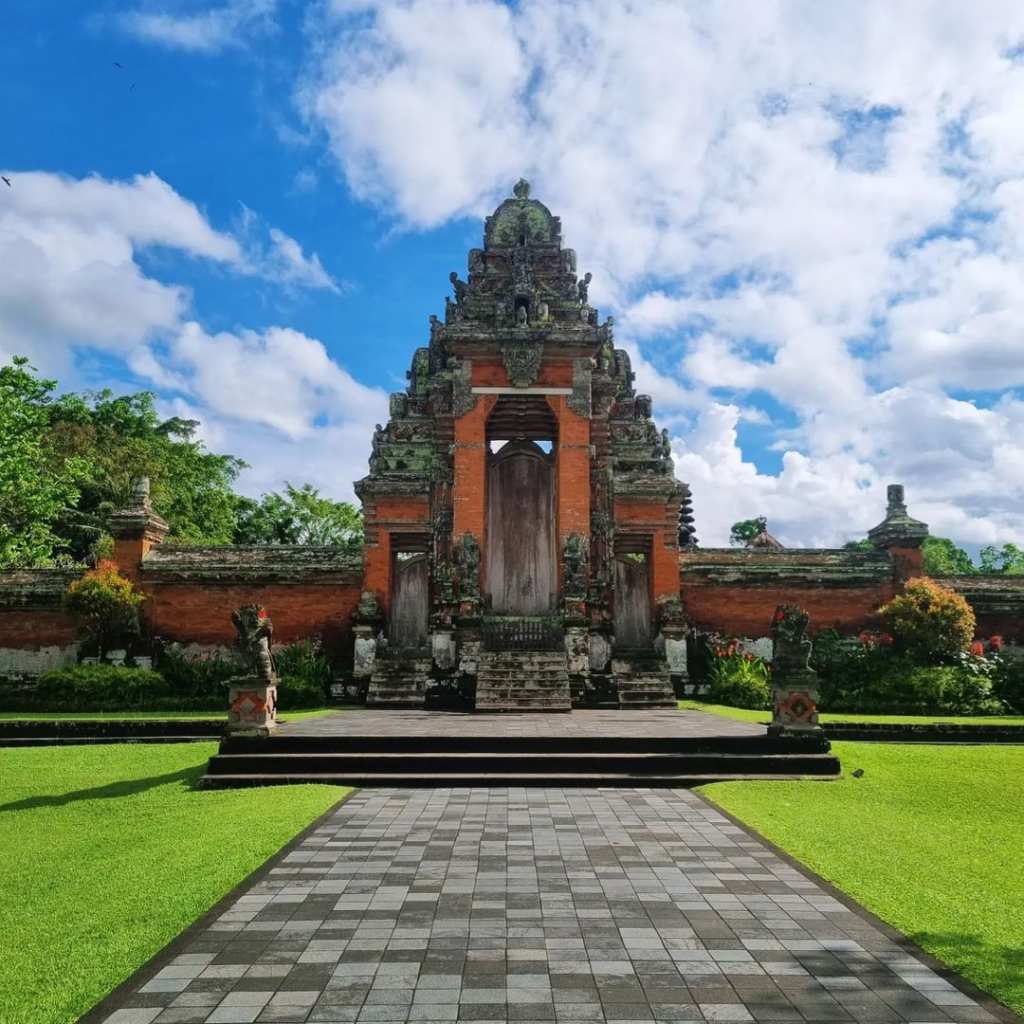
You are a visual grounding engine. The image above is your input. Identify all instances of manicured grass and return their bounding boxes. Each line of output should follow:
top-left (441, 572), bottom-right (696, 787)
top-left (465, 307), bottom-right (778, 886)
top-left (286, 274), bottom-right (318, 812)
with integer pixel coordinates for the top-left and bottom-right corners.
top-left (698, 742), bottom-right (1024, 1015)
top-left (0, 707), bottom-right (339, 722)
top-left (0, 743), bottom-right (344, 1024)
top-left (678, 698), bottom-right (1024, 726)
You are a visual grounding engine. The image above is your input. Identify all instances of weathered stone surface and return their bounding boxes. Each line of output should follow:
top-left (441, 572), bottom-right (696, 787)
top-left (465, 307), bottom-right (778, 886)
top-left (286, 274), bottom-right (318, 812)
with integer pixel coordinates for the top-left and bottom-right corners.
top-left (769, 604), bottom-right (823, 737)
top-left (141, 545), bottom-right (361, 583)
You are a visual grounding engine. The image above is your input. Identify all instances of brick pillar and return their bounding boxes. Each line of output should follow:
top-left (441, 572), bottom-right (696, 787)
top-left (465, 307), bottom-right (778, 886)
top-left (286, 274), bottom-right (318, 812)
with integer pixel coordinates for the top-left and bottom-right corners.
top-left (868, 484), bottom-right (929, 585)
top-left (452, 395), bottom-right (497, 542)
top-left (107, 477), bottom-right (168, 583)
top-left (548, 395), bottom-right (591, 543)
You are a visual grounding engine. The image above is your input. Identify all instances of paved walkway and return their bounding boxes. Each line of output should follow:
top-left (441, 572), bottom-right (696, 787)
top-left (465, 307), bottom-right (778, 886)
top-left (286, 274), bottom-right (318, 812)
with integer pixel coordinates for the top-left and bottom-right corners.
top-left (280, 710), bottom-right (762, 740)
top-left (90, 788), bottom-right (1011, 1024)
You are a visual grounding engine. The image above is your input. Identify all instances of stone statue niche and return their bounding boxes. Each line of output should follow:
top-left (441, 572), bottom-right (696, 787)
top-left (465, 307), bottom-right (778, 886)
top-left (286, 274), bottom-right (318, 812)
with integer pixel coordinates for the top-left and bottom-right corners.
top-left (224, 604), bottom-right (278, 736)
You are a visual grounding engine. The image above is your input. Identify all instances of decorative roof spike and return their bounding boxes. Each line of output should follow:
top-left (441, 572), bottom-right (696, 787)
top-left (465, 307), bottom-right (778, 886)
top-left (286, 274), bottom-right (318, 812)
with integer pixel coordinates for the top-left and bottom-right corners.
top-left (512, 178), bottom-right (530, 199)
top-left (868, 482), bottom-right (929, 549)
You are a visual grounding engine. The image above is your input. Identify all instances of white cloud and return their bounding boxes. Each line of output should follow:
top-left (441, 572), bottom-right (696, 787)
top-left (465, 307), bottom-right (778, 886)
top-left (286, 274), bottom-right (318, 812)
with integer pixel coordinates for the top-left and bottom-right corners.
top-left (0, 168), bottom-right (379, 503)
top-left (302, 0), bottom-right (1024, 548)
top-left (117, 0), bottom-right (278, 54)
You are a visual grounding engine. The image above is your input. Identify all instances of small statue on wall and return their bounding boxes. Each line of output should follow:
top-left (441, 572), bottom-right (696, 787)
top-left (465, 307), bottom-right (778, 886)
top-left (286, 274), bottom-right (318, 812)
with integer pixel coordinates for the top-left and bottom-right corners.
top-left (562, 533), bottom-right (589, 598)
top-left (457, 532), bottom-right (481, 601)
top-left (578, 271), bottom-right (592, 305)
top-left (449, 271), bottom-right (469, 305)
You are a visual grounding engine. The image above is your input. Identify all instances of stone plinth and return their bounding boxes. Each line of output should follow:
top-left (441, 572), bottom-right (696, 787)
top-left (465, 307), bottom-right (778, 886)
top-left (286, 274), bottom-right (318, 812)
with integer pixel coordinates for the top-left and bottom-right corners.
top-left (225, 675), bottom-right (277, 737)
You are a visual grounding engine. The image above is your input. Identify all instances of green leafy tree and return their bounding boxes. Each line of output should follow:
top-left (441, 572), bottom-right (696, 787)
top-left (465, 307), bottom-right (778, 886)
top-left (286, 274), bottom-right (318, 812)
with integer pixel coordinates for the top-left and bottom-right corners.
top-left (0, 357), bottom-right (89, 567)
top-left (978, 543), bottom-right (1024, 575)
top-left (843, 539), bottom-right (874, 551)
top-left (729, 516), bottom-right (767, 546)
top-left (921, 536), bottom-right (976, 575)
top-left (233, 483), bottom-right (363, 547)
top-left (44, 390), bottom-right (245, 560)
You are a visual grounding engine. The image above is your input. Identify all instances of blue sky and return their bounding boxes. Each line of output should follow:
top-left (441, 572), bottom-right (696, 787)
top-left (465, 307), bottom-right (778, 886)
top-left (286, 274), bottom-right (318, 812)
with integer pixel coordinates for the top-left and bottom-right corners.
top-left (4, 1), bottom-right (1024, 549)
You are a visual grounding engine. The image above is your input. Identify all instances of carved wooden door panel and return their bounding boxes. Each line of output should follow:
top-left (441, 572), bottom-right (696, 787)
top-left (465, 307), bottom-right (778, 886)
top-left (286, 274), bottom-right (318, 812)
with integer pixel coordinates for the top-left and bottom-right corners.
top-left (614, 554), bottom-right (653, 647)
top-left (486, 440), bottom-right (556, 615)
top-left (389, 553), bottom-right (429, 650)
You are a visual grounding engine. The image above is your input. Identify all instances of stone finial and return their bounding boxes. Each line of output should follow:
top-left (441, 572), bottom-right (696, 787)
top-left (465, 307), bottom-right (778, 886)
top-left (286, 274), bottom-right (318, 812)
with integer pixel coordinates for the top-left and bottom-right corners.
top-left (130, 476), bottom-right (151, 512)
top-left (512, 178), bottom-right (530, 199)
top-left (868, 482), bottom-right (928, 549)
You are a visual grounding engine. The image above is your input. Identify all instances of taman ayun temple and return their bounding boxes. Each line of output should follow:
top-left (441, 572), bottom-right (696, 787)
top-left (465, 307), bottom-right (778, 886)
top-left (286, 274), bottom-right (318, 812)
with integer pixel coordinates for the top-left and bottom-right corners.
top-left (2, 181), bottom-right (1024, 712)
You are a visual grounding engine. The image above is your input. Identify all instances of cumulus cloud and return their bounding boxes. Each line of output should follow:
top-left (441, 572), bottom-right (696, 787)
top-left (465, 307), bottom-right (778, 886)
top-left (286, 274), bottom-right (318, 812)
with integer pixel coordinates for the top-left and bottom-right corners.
top-left (116, 0), bottom-right (278, 54)
top-left (0, 168), bottom-right (378, 500)
top-left (302, 0), bottom-right (1024, 547)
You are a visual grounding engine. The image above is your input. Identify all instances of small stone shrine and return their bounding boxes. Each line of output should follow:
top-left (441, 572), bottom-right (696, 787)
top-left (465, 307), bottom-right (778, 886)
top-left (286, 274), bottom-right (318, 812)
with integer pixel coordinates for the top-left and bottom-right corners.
top-left (354, 180), bottom-right (690, 710)
top-left (224, 604), bottom-right (278, 735)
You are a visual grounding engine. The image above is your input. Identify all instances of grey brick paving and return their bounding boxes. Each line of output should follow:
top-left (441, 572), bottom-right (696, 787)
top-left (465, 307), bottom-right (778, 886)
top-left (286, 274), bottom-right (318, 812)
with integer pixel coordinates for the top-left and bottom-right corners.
top-left (97, 788), bottom-right (1012, 1024)
top-left (280, 710), bottom-right (762, 740)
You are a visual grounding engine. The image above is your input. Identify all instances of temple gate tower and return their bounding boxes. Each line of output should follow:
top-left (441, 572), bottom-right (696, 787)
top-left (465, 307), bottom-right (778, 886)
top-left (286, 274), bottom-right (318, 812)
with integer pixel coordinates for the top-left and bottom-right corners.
top-left (353, 180), bottom-right (695, 710)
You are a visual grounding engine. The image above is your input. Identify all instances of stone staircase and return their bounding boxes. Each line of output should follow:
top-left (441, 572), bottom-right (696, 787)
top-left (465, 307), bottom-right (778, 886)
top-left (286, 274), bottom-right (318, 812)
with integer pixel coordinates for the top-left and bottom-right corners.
top-left (475, 651), bottom-right (572, 712)
top-left (613, 652), bottom-right (677, 709)
top-left (366, 655), bottom-right (430, 708)
top-left (200, 731), bottom-right (840, 788)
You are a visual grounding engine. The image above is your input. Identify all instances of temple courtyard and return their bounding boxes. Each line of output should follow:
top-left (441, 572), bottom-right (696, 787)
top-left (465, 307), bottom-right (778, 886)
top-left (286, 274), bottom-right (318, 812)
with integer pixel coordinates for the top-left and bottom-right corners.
top-left (2, 723), bottom-right (1021, 1024)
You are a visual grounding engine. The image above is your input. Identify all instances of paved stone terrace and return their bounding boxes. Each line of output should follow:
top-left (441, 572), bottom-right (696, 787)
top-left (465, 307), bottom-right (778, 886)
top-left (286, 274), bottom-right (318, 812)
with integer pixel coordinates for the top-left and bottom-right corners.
top-left (91, 788), bottom-right (1012, 1024)
top-left (280, 710), bottom-right (762, 740)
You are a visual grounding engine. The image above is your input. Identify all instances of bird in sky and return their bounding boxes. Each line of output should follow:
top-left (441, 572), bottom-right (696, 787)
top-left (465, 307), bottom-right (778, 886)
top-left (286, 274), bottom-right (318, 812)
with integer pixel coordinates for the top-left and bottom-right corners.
top-left (1, 176), bottom-right (11, 188)
top-left (113, 61), bottom-right (124, 69)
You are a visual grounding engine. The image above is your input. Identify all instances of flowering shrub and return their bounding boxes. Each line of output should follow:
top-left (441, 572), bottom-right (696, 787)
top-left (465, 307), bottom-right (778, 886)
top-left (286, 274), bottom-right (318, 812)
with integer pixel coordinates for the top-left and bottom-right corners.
top-left (706, 643), bottom-right (771, 710)
top-left (878, 577), bottom-right (975, 664)
top-left (63, 563), bottom-right (144, 660)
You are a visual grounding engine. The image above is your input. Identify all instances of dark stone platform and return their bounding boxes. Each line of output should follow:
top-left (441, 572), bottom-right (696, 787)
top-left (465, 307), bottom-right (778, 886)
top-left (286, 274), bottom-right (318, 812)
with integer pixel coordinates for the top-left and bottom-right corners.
top-left (200, 711), bottom-right (839, 788)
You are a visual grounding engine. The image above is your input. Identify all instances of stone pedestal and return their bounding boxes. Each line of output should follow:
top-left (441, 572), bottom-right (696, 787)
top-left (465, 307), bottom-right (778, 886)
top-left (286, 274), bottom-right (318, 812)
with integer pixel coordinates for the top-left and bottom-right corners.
top-left (353, 625), bottom-right (377, 679)
top-left (768, 604), bottom-right (825, 739)
top-left (225, 675), bottom-right (277, 737)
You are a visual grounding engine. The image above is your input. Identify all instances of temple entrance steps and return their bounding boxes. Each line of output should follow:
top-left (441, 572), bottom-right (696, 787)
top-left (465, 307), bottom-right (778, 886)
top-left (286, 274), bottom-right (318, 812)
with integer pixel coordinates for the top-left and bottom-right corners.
top-left (365, 654), bottom-right (429, 708)
top-left (199, 731), bottom-right (840, 787)
top-left (612, 651), bottom-right (677, 709)
top-left (475, 651), bottom-right (572, 712)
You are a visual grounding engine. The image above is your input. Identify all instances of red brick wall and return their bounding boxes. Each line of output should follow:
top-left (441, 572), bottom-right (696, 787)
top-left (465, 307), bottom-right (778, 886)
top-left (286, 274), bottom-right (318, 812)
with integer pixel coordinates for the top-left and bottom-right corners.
top-left (362, 495), bottom-right (431, 608)
top-left (615, 499), bottom-right (680, 602)
top-left (0, 610), bottom-right (77, 648)
top-left (141, 581), bottom-right (362, 651)
top-left (680, 581), bottom-right (897, 637)
top-left (453, 395), bottom-right (497, 541)
top-left (549, 395), bottom-right (590, 541)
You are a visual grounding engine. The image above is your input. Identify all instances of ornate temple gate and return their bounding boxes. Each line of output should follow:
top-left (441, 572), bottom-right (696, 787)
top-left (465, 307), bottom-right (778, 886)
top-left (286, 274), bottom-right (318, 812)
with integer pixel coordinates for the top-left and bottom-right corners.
top-left (486, 439), bottom-right (556, 615)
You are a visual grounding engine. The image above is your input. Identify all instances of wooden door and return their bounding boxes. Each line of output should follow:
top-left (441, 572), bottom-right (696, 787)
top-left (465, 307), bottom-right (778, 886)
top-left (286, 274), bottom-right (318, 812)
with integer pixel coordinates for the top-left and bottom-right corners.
top-left (614, 553), bottom-right (653, 647)
top-left (486, 440), bottom-right (555, 615)
top-left (389, 553), bottom-right (429, 650)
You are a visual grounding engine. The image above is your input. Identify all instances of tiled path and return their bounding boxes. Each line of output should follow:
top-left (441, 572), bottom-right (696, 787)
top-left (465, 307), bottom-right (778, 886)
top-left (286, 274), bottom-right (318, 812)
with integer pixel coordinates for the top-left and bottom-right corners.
top-left (89, 789), bottom-right (1013, 1024)
top-left (280, 710), bottom-right (762, 740)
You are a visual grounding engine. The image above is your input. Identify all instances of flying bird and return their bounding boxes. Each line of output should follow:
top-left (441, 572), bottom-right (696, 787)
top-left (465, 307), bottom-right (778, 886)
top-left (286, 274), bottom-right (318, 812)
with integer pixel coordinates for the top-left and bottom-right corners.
top-left (113, 61), bottom-right (124, 69)
top-left (1, 176), bottom-right (10, 188)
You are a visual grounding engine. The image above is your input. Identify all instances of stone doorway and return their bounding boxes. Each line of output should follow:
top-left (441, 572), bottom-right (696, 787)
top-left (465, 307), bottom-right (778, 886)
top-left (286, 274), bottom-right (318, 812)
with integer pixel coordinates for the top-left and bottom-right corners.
top-left (614, 545), bottom-right (653, 647)
top-left (389, 539), bottom-right (429, 650)
top-left (486, 438), bottom-right (556, 614)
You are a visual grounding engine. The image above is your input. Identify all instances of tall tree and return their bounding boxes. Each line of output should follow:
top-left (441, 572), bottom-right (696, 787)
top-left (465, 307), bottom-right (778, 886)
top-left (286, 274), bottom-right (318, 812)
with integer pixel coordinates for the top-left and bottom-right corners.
top-left (921, 536), bottom-right (976, 575)
top-left (0, 358), bottom-right (88, 568)
top-left (44, 390), bottom-right (245, 560)
top-left (729, 516), bottom-right (767, 547)
top-left (233, 484), bottom-right (363, 548)
top-left (978, 543), bottom-right (1024, 575)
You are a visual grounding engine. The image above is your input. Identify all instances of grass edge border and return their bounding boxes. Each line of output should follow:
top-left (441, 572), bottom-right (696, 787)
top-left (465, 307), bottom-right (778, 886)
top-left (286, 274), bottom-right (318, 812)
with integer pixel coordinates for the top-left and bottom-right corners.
top-left (76, 786), bottom-right (355, 1024)
top-left (692, 787), bottom-right (1023, 1023)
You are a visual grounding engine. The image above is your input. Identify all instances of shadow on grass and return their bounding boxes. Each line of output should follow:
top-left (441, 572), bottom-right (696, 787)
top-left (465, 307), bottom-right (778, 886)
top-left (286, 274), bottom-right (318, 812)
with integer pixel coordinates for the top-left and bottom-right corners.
top-left (0, 764), bottom-right (202, 812)
top-left (908, 930), bottom-right (1024, 1013)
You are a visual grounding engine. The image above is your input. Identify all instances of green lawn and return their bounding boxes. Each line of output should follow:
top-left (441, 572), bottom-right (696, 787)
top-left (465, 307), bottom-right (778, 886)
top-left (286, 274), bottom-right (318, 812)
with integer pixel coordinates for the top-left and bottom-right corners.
top-left (0, 707), bottom-right (339, 721)
top-left (678, 698), bottom-right (1024, 726)
top-left (698, 742), bottom-right (1024, 1015)
top-left (0, 743), bottom-right (344, 1024)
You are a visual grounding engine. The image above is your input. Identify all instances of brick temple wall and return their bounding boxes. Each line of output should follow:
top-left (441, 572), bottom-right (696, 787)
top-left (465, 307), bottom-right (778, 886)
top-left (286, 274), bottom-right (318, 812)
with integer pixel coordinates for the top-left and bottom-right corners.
top-left (679, 549), bottom-right (898, 638)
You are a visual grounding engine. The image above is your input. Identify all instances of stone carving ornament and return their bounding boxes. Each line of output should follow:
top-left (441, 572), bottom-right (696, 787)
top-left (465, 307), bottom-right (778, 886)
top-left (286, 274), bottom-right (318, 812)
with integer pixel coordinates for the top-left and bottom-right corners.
top-left (562, 533), bottom-right (588, 598)
top-left (502, 339), bottom-right (543, 387)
